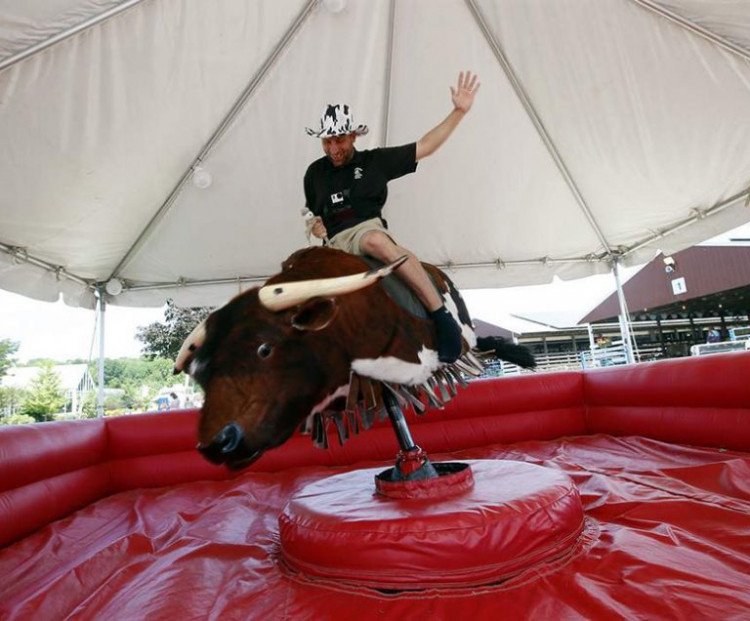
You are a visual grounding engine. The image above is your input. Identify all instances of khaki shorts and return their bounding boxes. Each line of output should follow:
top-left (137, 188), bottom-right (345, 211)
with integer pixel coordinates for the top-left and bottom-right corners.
top-left (328, 217), bottom-right (394, 255)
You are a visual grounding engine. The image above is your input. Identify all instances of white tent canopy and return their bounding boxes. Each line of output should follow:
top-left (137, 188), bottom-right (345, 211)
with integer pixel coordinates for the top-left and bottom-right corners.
top-left (2, 0), bottom-right (750, 310)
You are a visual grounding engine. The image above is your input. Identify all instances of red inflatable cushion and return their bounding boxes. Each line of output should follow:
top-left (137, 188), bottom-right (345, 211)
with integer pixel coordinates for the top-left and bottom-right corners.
top-left (279, 460), bottom-right (584, 589)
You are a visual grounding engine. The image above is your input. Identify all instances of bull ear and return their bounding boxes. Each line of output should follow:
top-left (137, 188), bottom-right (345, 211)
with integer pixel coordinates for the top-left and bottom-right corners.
top-left (291, 297), bottom-right (338, 331)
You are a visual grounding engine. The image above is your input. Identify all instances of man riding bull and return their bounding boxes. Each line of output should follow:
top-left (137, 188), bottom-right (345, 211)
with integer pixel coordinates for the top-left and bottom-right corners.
top-left (303, 71), bottom-right (480, 364)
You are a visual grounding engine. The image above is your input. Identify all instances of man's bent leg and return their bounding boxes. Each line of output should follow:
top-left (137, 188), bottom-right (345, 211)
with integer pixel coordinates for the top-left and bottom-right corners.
top-left (359, 230), bottom-right (462, 363)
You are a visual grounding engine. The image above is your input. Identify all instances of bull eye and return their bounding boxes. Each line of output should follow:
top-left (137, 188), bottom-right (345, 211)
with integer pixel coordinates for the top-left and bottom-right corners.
top-left (257, 343), bottom-right (273, 359)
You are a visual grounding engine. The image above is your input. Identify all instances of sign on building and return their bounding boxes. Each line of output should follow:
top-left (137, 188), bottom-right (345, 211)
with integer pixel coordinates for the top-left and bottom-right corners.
top-left (671, 277), bottom-right (687, 295)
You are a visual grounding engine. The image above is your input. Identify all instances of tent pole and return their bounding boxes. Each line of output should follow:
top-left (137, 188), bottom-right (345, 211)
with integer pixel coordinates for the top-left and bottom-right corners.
top-left (612, 258), bottom-right (636, 364)
top-left (380, 0), bottom-right (396, 146)
top-left (633, 0), bottom-right (750, 64)
top-left (464, 0), bottom-right (611, 253)
top-left (107, 0), bottom-right (318, 282)
top-left (96, 288), bottom-right (106, 418)
top-left (0, 0), bottom-right (148, 74)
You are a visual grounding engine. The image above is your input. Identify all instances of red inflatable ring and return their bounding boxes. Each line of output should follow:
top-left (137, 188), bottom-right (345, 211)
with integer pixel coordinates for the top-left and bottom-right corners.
top-left (279, 460), bottom-right (584, 589)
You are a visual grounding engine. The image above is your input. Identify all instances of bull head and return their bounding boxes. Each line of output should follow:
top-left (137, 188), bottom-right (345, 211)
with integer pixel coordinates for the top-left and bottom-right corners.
top-left (175, 254), bottom-right (408, 469)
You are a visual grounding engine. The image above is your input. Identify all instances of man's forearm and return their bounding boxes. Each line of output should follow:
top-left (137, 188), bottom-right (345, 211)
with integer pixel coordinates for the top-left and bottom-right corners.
top-left (415, 108), bottom-right (466, 161)
top-left (414, 72), bottom-right (479, 161)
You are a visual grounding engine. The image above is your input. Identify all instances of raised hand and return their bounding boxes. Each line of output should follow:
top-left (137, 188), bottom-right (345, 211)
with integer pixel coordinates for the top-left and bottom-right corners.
top-left (450, 71), bottom-right (480, 114)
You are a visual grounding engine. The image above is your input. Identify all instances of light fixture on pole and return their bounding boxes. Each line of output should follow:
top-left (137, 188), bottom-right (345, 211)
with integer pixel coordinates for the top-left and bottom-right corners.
top-left (192, 166), bottom-right (213, 189)
top-left (322, 0), bottom-right (347, 13)
top-left (105, 278), bottom-right (123, 296)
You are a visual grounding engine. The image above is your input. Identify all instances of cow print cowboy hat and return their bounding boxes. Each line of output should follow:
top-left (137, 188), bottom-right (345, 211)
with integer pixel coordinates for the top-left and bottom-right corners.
top-left (305, 104), bottom-right (369, 138)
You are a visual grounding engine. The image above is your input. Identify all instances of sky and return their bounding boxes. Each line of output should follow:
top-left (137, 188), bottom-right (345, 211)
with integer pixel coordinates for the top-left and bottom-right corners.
top-left (0, 292), bottom-right (164, 363)
top-left (461, 268), bottom-right (639, 331)
top-left (2, 223), bottom-right (748, 364)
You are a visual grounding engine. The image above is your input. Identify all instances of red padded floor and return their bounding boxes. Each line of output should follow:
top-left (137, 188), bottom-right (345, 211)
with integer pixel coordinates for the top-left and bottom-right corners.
top-left (2, 434), bottom-right (750, 620)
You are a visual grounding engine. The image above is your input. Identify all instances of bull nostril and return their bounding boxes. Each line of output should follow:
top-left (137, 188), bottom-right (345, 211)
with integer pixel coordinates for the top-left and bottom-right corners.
top-left (214, 422), bottom-right (245, 455)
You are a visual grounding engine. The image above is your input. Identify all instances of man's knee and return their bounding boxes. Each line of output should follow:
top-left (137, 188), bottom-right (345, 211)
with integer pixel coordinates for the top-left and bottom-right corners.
top-left (360, 230), bottom-right (399, 258)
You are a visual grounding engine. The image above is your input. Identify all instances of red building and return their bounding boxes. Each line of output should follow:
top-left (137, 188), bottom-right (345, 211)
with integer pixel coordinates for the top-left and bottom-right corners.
top-left (581, 246), bottom-right (750, 357)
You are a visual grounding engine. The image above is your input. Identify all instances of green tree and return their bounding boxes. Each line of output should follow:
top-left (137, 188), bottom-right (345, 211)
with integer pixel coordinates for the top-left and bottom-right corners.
top-left (84, 357), bottom-right (178, 417)
top-left (26, 357), bottom-right (56, 367)
top-left (122, 381), bottom-right (151, 411)
top-left (81, 391), bottom-right (98, 419)
top-left (0, 386), bottom-right (28, 422)
top-left (0, 339), bottom-right (19, 379)
top-left (3, 413), bottom-right (35, 425)
top-left (136, 300), bottom-right (212, 361)
top-left (87, 357), bottom-right (175, 393)
top-left (20, 361), bottom-right (67, 422)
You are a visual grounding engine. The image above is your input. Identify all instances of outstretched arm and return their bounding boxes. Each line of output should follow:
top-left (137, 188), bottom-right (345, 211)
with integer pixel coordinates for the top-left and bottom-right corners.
top-left (415, 71), bottom-right (480, 161)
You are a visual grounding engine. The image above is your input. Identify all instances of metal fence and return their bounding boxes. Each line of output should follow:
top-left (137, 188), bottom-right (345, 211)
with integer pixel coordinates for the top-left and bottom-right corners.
top-left (480, 342), bottom-right (667, 378)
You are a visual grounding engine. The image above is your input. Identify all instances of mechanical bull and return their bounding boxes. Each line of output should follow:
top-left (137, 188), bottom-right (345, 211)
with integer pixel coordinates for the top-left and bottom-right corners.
top-left (175, 247), bottom-right (535, 470)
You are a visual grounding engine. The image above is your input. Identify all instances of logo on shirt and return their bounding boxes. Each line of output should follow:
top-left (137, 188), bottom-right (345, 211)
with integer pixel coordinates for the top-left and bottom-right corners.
top-left (330, 191), bottom-right (344, 204)
top-left (354, 167), bottom-right (363, 180)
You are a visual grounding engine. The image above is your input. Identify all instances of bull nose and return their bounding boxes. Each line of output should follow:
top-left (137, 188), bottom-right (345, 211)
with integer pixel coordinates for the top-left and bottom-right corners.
top-left (198, 422), bottom-right (246, 464)
top-left (213, 422), bottom-right (245, 454)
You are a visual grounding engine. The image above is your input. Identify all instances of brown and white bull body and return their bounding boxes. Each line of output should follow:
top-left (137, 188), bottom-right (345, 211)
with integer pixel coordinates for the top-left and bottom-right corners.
top-left (175, 246), bottom-right (533, 469)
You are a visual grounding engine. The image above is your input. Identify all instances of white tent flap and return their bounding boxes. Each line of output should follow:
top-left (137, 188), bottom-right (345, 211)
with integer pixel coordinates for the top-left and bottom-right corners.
top-left (1, 0), bottom-right (749, 307)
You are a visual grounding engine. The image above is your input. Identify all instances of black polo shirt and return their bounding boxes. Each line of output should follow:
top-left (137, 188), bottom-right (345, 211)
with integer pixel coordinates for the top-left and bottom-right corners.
top-left (303, 143), bottom-right (418, 239)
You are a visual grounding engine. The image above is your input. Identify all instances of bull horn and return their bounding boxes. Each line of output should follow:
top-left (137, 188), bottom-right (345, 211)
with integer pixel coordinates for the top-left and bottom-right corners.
top-left (174, 319), bottom-right (207, 374)
top-left (258, 255), bottom-right (408, 312)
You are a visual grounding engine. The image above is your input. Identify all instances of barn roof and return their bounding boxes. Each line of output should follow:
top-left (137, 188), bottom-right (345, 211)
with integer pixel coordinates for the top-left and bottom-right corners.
top-left (580, 245), bottom-right (750, 323)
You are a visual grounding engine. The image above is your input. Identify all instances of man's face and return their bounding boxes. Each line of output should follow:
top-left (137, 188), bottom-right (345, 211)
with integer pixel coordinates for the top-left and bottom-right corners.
top-left (322, 133), bottom-right (356, 167)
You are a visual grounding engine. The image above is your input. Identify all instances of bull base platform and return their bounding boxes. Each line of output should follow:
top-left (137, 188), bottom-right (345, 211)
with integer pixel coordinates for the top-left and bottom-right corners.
top-left (278, 459), bottom-right (585, 590)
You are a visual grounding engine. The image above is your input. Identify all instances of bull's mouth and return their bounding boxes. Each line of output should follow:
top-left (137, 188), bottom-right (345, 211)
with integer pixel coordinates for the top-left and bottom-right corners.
top-left (224, 450), bottom-right (264, 471)
top-left (197, 440), bottom-right (264, 470)
top-left (196, 412), bottom-right (297, 471)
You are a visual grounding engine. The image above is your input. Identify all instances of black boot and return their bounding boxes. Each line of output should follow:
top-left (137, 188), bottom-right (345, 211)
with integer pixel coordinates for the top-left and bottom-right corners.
top-left (429, 306), bottom-right (463, 363)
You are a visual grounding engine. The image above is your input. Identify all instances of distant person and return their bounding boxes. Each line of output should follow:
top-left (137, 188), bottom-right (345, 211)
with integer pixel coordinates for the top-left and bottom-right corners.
top-left (169, 392), bottom-right (181, 410)
top-left (707, 328), bottom-right (721, 343)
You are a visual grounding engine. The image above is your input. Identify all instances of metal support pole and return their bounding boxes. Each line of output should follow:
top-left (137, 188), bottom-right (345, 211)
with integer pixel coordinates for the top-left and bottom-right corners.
top-left (656, 316), bottom-right (666, 357)
top-left (96, 288), bottom-right (106, 418)
top-left (612, 258), bottom-right (636, 364)
top-left (383, 390), bottom-right (416, 451)
top-left (381, 390), bottom-right (438, 480)
top-left (688, 313), bottom-right (697, 345)
top-left (584, 323), bottom-right (596, 368)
